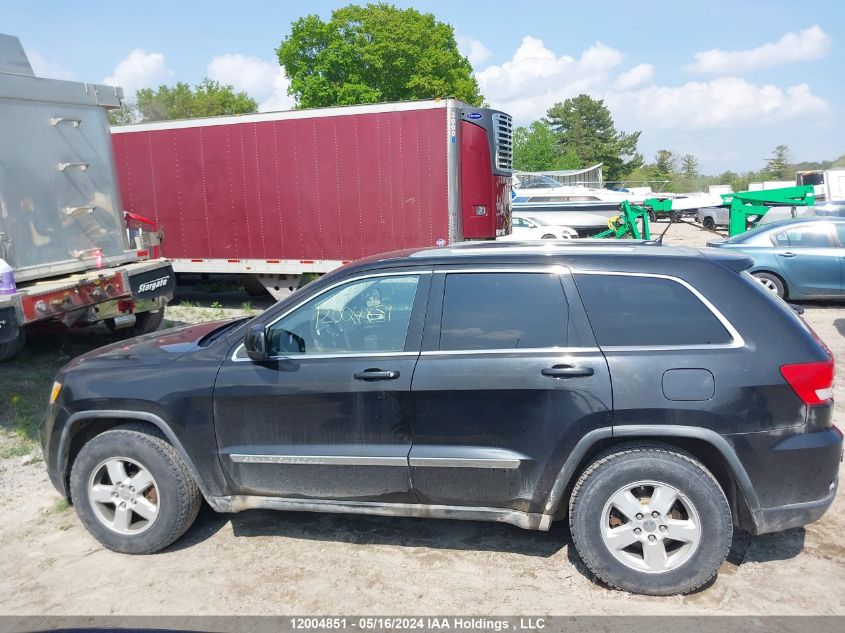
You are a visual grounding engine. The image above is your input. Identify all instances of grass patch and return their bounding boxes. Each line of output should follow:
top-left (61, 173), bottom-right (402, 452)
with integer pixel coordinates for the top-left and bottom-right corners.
top-left (1, 328), bottom-right (114, 453)
top-left (55, 498), bottom-right (70, 512)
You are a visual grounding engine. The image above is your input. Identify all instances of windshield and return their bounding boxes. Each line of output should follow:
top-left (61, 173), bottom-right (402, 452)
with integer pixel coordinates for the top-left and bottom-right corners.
top-left (527, 216), bottom-right (550, 226)
top-left (516, 175), bottom-right (561, 189)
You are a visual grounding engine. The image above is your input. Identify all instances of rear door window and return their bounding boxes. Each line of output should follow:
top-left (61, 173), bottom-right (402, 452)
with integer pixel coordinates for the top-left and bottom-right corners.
top-left (574, 274), bottom-right (733, 347)
top-left (772, 225), bottom-right (834, 248)
top-left (439, 273), bottom-right (568, 350)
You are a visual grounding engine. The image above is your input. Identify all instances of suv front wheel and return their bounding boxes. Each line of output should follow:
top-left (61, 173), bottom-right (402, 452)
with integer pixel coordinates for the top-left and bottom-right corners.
top-left (69, 424), bottom-right (202, 554)
top-left (569, 443), bottom-right (732, 595)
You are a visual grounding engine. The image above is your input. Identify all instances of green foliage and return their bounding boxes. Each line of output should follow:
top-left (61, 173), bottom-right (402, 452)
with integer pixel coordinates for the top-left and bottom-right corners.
top-left (651, 149), bottom-right (676, 180)
top-left (108, 103), bottom-right (136, 126)
top-left (513, 121), bottom-right (580, 172)
top-left (545, 94), bottom-right (643, 181)
top-left (135, 79), bottom-right (257, 122)
top-left (680, 154), bottom-right (699, 180)
top-left (792, 153), bottom-right (845, 172)
top-left (277, 3), bottom-right (481, 108)
top-left (764, 144), bottom-right (791, 180)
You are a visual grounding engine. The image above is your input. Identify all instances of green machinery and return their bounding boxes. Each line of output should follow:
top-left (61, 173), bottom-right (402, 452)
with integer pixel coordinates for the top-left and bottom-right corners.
top-left (594, 184), bottom-right (816, 240)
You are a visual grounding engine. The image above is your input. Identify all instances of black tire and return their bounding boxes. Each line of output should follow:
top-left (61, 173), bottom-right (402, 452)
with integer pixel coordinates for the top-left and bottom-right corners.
top-left (107, 306), bottom-right (166, 339)
top-left (69, 424), bottom-right (202, 554)
top-left (752, 272), bottom-right (786, 298)
top-left (569, 443), bottom-right (732, 596)
top-left (703, 217), bottom-right (716, 230)
top-left (648, 211), bottom-right (657, 223)
top-left (541, 234), bottom-right (556, 240)
top-left (0, 326), bottom-right (25, 362)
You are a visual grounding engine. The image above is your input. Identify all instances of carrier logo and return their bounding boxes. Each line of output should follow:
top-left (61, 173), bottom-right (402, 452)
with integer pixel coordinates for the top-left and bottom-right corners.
top-left (137, 276), bottom-right (170, 293)
top-left (466, 112), bottom-right (483, 120)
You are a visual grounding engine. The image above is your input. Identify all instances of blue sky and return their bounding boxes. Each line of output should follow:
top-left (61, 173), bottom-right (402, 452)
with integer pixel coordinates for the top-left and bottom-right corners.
top-left (3, 0), bottom-right (843, 174)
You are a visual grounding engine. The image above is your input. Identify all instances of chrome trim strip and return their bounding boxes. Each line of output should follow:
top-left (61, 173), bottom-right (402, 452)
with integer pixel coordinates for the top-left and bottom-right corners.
top-left (432, 266), bottom-right (568, 274)
top-left (409, 457), bottom-right (520, 469)
top-left (231, 348), bottom-right (418, 362)
top-left (229, 454), bottom-right (407, 466)
top-left (420, 347), bottom-right (599, 356)
top-left (212, 495), bottom-right (549, 531)
top-left (573, 270), bottom-right (745, 350)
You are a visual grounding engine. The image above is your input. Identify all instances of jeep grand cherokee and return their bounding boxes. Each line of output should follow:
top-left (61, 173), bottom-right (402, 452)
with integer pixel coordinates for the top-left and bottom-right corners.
top-left (40, 241), bottom-right (842, 595)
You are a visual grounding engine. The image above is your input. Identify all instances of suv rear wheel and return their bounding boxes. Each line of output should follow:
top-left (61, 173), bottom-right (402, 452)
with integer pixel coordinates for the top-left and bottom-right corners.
top-left (69, 424), bottom-right (201, 554)
top-left (569, 443), bottom-right (732, 595)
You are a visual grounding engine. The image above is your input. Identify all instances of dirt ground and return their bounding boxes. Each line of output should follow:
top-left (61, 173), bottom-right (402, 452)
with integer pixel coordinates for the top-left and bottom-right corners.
top-left (0, 220), bottom-right (843, 616)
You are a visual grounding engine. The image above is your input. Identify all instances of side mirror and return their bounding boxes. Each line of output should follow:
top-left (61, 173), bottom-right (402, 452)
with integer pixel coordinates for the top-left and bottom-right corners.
top-left (243, 323), bottom-right (268, 361)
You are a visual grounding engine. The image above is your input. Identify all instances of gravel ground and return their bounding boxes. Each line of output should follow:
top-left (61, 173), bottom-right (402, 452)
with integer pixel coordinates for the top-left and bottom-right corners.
top-left (0, 221), bottom-right (843, 615)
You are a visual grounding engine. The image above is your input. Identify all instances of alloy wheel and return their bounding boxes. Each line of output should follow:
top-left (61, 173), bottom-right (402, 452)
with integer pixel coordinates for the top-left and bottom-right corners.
top-left (87, 457), bottom-right (160, 535)
top-left (600, 480), bottom-right (701, 573)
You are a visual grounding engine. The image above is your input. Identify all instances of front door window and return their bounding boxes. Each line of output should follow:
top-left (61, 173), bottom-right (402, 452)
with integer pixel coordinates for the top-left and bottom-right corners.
top-left (266, 275), bottom-right (421, 356)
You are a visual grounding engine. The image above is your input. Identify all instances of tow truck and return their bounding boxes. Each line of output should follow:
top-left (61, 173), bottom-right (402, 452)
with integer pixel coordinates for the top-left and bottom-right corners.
top-left (594, 185), bottom-right (816, 240)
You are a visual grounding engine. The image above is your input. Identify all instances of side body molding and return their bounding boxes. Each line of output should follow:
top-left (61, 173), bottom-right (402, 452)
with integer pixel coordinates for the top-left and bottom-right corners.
top-left (58, 410), bottom-right (221, 509)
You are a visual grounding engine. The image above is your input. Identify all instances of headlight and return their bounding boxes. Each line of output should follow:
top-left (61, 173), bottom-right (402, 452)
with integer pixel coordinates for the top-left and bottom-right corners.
top-left (49, 381), bottom-right (62, 405)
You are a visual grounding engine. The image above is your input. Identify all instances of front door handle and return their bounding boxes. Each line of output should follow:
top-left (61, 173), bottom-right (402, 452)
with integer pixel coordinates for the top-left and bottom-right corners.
top-left (353, 369), bottom-right (400, 381)
top-left (778, 252), bottom-right (797, 258)
top-left (541, 365), bottom-right (594, 378)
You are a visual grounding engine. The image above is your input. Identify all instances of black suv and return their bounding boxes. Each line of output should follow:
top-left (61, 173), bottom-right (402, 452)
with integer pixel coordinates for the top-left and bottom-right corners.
top-left (40, 241), bottom-right (842, 595)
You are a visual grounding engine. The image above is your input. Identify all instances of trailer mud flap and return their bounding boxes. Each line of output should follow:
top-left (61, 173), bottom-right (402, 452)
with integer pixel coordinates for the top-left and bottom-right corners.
top-left (128, 265), bottom-right (175, 300)
top-left (0, 305), bottom-right (19, 344)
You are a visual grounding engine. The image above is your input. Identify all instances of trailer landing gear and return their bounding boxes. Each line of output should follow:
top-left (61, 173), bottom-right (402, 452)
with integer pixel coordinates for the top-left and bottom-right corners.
top-left (242, 274), bottom-right (303, 301)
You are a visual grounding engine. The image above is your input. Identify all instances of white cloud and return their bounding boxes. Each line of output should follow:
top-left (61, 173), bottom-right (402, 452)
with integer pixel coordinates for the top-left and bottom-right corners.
top-left (457, 35), bottom-right (492, 67)
top-left (476, 36), bottom-right (623, 121)
top-left (476, 36), bottom-right (828, 132)
top-left (607, 78), bottom-right (827, 130)
top-left (104, 49), bottom-right (172, 97)
top-left (687, 25), bottom-right (831, 74)
top-left (28, 51), bottom-right (76, 80)
top-left (207, 54), bottom-right (294, 112)
top-left (614, 63), bottom-right (653, 90)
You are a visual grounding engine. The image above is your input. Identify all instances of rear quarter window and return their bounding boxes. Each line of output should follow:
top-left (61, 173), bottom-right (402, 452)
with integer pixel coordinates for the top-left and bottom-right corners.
top-left (574, 273), bottom-right (733, 347)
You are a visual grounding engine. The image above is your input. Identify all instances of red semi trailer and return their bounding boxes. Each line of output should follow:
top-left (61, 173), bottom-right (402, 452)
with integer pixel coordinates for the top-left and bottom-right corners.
top-left (111, 99), bottom-right (513, 298)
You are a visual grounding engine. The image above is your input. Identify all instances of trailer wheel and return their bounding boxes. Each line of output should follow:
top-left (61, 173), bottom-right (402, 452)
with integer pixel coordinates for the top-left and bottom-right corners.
top-left (648, 211), bottom-right (657, 223)
top-left (0, 326), bottom-right (25, 362)
top-left (107, 307), bottom-right (166, 339)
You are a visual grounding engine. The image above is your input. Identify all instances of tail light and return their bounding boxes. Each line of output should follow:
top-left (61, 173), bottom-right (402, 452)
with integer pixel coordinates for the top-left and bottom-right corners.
top-left (780, 358), bottom-right (835, 405)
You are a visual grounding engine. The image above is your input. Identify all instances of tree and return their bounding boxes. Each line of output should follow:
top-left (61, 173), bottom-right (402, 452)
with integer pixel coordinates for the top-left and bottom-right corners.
top-left (764, 144), bottom-right (791, 180)
top-left (108, 103), bottom-right (137, 126)
top-left (652, 149), bottom-right (676, 181)
top-left (277, 3), bottom-right (481, 108)
top-left (680, 154), bottom-right (699, 180)
top-left (134, 79), bottom-right (257, 122)
top-left (545, 94), bottom-right (642, 181)
top-left (513, 121), bottom-right (580, 172)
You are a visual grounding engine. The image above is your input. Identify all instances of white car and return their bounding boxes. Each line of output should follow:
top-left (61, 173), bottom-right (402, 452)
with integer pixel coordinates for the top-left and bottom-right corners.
top-left (499, 214), bottom-right (578, 240)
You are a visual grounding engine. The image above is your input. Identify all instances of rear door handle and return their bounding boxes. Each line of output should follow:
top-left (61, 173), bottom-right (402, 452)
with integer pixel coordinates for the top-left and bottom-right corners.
top-left (778, 252), bottom-right (797, 258)
top-left (353, 369), bottom-right (400, 381)
top-left (541, 365), bottom-right (594, 378)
